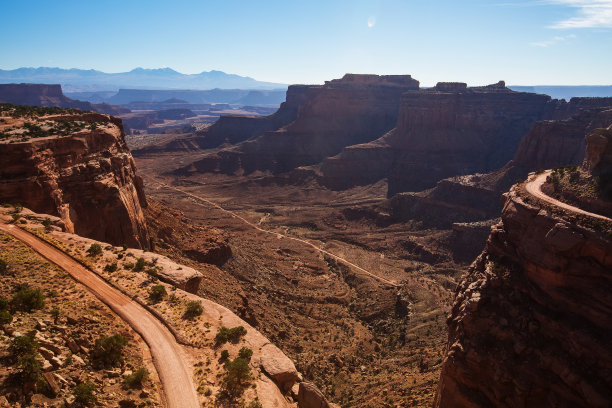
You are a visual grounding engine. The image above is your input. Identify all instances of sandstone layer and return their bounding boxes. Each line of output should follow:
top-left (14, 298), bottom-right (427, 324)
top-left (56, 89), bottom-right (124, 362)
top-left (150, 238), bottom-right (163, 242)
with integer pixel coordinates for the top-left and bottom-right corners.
top-left (175, 74), bottom-right (420, 175)
top-left (388, 105), bottom-right (612, 229)
top-left (0, 111), bottom-right (150, 248)
top-left (322, 81), bottom-right (557, 195)
top-left (434, 180), bottom-right (612, 407)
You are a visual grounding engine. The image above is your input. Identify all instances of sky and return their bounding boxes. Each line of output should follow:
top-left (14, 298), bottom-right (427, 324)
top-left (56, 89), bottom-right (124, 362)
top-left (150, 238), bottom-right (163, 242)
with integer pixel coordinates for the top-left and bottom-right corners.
top-left (1, 0), bottom-right (611, 86)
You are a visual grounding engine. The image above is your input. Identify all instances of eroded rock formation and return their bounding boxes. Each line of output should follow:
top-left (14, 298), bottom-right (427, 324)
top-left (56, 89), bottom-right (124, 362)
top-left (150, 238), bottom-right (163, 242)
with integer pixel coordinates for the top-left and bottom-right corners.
top-left (176, 74), bottom-right (420, 175)
top-left (0, 83), bottom-right (128, 115)
top-left (0, 112), bottom-right (150, 248)
top-left (322, 81), bottom-right (556, 195)
top-left (583, 124), bottom-right (612, 175)
top-left (388, 105), bottom-right (612, 230)
top-left (435, 185), bottom-right (612, 406)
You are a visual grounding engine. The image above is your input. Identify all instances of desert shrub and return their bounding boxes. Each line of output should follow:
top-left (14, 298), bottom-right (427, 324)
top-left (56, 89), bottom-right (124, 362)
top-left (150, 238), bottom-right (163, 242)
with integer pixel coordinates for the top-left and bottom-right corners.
top-left (248, 402), bottom-right (263, 408)
top-left (122, 244), bottom-right (128, 251)
top-left (0, 298), bottom-right (10, 323)
top-left (0, 259), bottom-right (6, 274)
top-left (149, 285), bottom-right (167, 303)
top-left (146, 267), bottom-right (159, 280)
top-left (220, 349), bottom-right (230, 362)
top-left (11, 285), bottom-right (45, 312)
top-left (73, 382), bottom-right (97, 406)
top-left (0, 310), bottom-right (12, 324)
top-left (183, 301), bottom-right (203, 319)
top-left (91, 334), bottom-right (128, 367)
top-left (18, 352), bottom-right (42, 382)
top-left (104, 262), bottom-right (118, 272)
top-left (42, 218), bottom-right (52, 231)
top-left (134, 257), bottom-right (146, 271)
top-left (238, 347), bottom-right (253, 361)
top-left (9, 335), bottom-right (38, 361)
top-left (215, 326), bottom-right (247, 344)
top-left (551, 173), bottom-right (560, 184)
top-left (119, 400), bottom-right (137, 408)
top-left (87, 243), bottom-right (103, 257)
top-left (51, 306), bottom-right (60, 322)
top-left (10, 213), bottom-right (21, 223)
top-left (222, 357), bottom-right (252, 395)
top-left (125, 367), bottom-right (149, 389)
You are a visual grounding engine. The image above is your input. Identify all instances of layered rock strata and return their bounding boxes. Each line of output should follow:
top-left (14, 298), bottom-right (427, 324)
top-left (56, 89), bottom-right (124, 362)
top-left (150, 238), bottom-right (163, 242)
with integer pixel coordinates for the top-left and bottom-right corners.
top-left (176, 74), bottom-right (420, 175)
top-left (0, 112), bottom-right (150, 248)
top-left (322, 81), bottom-right (556, 195)
top-left (388, 106), bottom-right (612, 229)
top-left (435, 181), bottom-right (612, 407)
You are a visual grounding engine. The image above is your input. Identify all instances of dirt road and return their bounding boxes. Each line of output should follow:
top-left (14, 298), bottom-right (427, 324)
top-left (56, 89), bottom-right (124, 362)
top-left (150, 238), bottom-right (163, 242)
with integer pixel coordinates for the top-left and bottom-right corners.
top-left (155, 182), bottom-right (400, 288)
top-left (525, 171), bottom-right (611, 222)
top-left (0, 222), bottom-right (199, 408)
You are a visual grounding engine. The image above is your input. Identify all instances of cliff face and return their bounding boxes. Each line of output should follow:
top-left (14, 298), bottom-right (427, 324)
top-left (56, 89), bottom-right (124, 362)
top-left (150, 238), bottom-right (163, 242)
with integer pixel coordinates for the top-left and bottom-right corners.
top-left (0, 83), bottom-right (93, 110)
top-left (0, 83), bottom-right (129, 115)
top-left (321, 82), bottom-right (556, 194)
top-left (386, 104), bottom-right (612, 234)
top-left (177, 74), bottom-right (420, 175)
top-left (435, 182), bottom-right (612, 407)
top-left (0, 111), bottom-right (149, 248)
top-left (136, 85), bottom-right (311, 155)
top-left (514, 107), bottom-right (612, 171)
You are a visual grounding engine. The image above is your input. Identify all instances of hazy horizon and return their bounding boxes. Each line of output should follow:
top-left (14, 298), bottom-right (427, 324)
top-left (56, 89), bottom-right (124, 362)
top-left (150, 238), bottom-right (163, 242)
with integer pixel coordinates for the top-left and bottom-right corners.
top-left (3, 66), bottom-right (612, 88)
top-left (2, 0), bottom-right (612, 87)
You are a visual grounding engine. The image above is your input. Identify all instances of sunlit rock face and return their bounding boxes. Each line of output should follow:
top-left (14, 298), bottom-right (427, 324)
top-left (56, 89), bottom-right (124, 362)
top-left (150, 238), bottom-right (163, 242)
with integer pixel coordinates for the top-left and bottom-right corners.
top-left (0, 112), bottom-right (150, 249)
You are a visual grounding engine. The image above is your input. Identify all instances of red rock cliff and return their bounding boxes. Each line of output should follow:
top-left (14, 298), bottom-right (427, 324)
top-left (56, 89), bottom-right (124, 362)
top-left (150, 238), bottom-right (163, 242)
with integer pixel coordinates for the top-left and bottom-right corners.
top-left (321, 82), bottom-right (556, 195)
top-left (434, 180), bottom-right (612, 407)
top-left (177, 74), bottom-right (420, 175)
top-left (0, 112), bottom-right (150, 248)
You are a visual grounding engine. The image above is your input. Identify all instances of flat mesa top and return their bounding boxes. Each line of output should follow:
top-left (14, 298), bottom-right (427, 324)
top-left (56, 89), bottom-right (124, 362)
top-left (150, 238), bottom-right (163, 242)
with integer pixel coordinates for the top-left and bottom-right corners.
top-left (0, 104), bottom-right (113, 143)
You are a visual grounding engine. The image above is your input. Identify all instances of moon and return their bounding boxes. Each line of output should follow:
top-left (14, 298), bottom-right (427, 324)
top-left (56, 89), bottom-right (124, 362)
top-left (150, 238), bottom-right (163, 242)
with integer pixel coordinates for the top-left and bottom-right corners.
top-left (367, 16), bottom-right (376, 28)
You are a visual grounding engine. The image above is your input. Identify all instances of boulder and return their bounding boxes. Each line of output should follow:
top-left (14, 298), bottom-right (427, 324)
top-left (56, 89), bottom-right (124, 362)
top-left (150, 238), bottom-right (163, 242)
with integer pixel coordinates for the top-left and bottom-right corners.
top-left (297, 382), bottom-right (331, 408)
top-left (259, 343), bottom-right (299, 393)
top-left (42, 372), bottom-right (61, 397)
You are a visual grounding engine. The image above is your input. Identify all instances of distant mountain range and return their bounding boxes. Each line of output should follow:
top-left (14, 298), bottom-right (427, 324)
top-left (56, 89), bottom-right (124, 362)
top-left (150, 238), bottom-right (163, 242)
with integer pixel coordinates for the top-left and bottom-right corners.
top-left (0, 67), bottom-right (287, 92)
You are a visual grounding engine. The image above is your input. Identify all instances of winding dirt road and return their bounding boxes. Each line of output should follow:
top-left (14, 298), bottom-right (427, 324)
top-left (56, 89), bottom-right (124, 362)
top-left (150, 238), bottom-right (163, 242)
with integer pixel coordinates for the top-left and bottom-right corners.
top-left (154, 182), bottom-right (400, 288)
top-left (0, 221), bottom-right (199, 408)
top-left (525, 171), bottom-right (612, 222)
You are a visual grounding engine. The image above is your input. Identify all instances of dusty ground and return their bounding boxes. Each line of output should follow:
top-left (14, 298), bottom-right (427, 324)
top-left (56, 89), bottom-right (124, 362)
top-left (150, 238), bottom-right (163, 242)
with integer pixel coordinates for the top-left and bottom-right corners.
top-left (0, 229), bottom-right (163, 407)
top-left (134, 149), bottom-right (470, 408)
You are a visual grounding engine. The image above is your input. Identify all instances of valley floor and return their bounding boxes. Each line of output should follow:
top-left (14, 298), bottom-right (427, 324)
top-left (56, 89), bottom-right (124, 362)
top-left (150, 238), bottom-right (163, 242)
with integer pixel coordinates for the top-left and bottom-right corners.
top-left (135, 152), bottom-right (471, 407)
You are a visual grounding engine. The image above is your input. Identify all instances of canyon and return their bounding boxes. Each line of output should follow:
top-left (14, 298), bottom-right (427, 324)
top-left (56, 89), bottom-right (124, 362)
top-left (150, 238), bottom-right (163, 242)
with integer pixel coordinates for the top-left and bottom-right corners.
top-left (435, 129), bottom-right (612, 407)
top-left (1, 74), bottom-right (611, 408)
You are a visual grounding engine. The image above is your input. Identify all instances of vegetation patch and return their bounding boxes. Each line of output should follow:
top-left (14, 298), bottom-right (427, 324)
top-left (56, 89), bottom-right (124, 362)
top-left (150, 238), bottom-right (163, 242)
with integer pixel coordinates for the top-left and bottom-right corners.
top-left (215, 326), bottom-right (247, 345)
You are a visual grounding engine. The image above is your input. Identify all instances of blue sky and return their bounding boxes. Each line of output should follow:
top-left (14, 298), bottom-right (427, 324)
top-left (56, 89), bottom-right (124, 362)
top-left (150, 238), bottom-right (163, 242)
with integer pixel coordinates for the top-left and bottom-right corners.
top-left (1, 0), bottom-right (611, 86)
